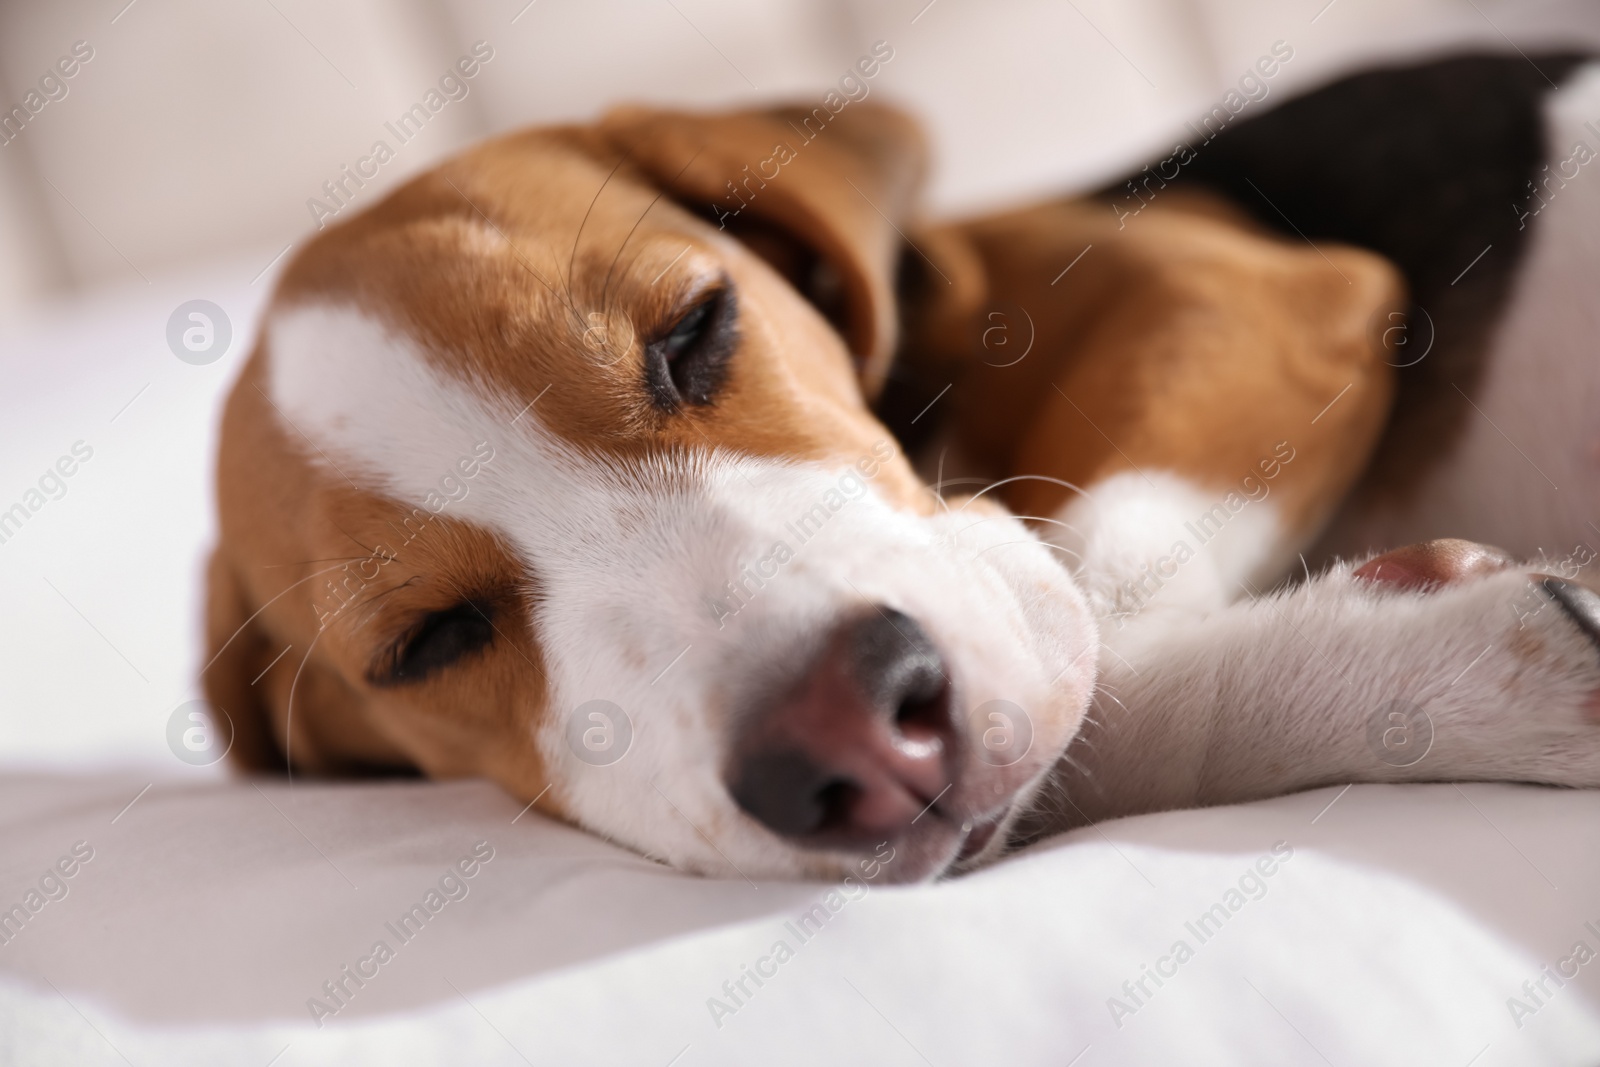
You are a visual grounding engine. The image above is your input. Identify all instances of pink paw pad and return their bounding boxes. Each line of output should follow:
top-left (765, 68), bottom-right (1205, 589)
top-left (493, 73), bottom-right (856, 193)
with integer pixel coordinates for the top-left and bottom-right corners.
top-left (1353, 538), bottom-right (1515, 590)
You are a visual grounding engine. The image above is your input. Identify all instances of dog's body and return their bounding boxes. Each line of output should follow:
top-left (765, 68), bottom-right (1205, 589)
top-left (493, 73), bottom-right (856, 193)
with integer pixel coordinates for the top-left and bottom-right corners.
top-left (205, 52), bottom-right (1600, 884)
top-left (913, 53), bottom-right (1600, 833)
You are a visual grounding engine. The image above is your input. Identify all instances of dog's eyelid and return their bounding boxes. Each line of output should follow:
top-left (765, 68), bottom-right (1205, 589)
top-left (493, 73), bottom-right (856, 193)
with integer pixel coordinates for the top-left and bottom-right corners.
top-left (642, 279), bottom-right (739, 411)
top-left (368, 597), bottom-right (497, 687)
top-left (664, 300), bottom-right (712, 348)
top-left (652, 281), bottom-right (728, 344)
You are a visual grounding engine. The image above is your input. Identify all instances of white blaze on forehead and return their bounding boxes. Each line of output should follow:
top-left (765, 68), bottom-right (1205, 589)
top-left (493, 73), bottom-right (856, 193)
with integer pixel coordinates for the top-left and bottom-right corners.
top-left (266, 302), bottom-right (1096, 878)
top-left (265, 302), bottom-right (782, 657)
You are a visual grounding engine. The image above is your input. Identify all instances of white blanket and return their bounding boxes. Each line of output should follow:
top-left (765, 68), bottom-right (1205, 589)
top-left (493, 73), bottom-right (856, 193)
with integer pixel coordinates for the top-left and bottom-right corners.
top-left (1, 775), bottom-right (1597, 1065)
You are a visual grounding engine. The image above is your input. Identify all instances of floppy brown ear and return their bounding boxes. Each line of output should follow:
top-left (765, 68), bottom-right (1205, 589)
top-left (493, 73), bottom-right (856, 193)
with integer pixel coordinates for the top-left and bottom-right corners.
top-left (938, 189), bottom-right (1403, 545)
top-left (599, 101), bottom-right (947, 399)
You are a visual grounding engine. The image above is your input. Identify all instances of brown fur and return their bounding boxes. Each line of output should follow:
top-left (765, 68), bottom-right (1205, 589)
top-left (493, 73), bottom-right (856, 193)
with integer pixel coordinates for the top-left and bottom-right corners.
top-left (907, 189), bottom-right (1403, 534)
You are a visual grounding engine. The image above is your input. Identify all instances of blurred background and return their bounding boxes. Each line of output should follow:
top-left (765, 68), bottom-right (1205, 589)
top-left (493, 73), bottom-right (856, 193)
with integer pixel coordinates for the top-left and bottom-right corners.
top-left (4, 0), bottom-right (1600, 771)
top-left (6, 0), bottom-right (1600, 308)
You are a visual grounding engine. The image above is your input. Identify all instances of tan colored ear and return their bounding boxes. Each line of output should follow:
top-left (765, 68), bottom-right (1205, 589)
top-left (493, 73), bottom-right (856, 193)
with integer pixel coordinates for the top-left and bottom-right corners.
top-left (943, 188), bottom-right (1403, 544)
top-left (599, 101), bottom-right (930, 398)
top-left (201, 547), bottom-right (289, 772)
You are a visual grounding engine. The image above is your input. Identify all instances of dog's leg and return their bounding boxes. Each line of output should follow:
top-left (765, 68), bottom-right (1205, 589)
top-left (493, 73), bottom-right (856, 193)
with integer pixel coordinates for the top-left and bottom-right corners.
top-left (1027, 536), bottom-right (1600, 833)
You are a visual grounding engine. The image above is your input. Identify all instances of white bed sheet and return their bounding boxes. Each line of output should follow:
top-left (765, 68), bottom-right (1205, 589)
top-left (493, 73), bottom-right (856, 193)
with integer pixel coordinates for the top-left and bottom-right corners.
top-left (0, 775), bottom-right (1596, 1065)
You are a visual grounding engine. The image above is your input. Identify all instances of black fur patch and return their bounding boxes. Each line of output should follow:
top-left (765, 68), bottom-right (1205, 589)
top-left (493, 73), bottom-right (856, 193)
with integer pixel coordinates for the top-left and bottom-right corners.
top-left (1115, 52), bottom-right (1592, 498)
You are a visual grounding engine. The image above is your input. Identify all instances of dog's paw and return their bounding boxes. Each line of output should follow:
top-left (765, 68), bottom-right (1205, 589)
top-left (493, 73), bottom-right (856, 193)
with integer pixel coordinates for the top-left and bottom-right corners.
top-left (1337, 539), bottom-right (1600, 784)
top-left (1060, 538), bottom-right (1600, 824)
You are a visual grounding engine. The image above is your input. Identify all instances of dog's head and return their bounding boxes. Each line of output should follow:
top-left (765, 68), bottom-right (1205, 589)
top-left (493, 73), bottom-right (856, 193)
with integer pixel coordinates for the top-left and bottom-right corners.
top-left (204, 103), bottom-right (1098, 883)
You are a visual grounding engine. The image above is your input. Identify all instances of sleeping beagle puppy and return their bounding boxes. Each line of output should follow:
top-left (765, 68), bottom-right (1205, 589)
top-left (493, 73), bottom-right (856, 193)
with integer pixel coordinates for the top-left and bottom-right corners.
top-left (204, 52), bottom-right (1600, 883)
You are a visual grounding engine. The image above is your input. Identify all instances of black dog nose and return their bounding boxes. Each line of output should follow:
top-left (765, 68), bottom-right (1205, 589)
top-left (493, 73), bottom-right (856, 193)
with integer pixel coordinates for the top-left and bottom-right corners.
top-left (728, 608), bottom-right (956, 847)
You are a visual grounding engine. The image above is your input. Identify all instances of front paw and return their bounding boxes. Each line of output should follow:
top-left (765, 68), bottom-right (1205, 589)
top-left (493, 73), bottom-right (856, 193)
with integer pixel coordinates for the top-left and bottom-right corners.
top-left (1061, 538), bottom-right (1600, 821)
top-left (1344, 541), bottom-right (1600, 776)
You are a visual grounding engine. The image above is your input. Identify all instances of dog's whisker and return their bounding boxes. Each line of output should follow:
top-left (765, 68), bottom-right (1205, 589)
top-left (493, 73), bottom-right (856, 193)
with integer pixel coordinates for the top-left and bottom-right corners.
top-left (566, 149), bottom-right (633, 311)
top-left (1091, 677), bottom-right (1125, 700)
top-left (951, 512), bottom-right (1084, 544)
top-left (197, 560), bottom-right (359, 681)
top-left (973, 539), bottom-right (1083, 564)
top-left (282, 626), bottom-right (331, 786)
top-left (1008, 515), bottom-right (1084, 538)
top-left (330, 519), bottom-right (388, 563)
top-left (439, 174), bottom-right (582, 328)
top-left (261, 555), bottom-right (380, 569)
top-left (926, 475), bottom-right (995, 494)
top-left (1091, 684), bottom-right (1129, 716)
top-left (339, 577), bottom-right (423, 634)
top-left (599, 189), bottom-right (669, 314)
top-left (600, 148), bottom-right (704, 309)
top-left (960, 474), bottom-right (1095, 512)
top-left (378, 519), bottom-right (422, 562)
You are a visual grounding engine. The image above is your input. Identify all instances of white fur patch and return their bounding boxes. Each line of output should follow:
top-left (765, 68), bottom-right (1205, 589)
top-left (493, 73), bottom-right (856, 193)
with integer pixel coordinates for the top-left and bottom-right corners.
top-left (1049, 470), bottom-right (1284, 624)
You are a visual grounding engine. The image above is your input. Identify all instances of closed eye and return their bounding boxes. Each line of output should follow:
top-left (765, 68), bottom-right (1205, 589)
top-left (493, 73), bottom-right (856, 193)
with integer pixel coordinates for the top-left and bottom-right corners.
top-left (644, 283), bottom-right (738, 410)
top-left (370, 599), bottom-right (495, 687)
